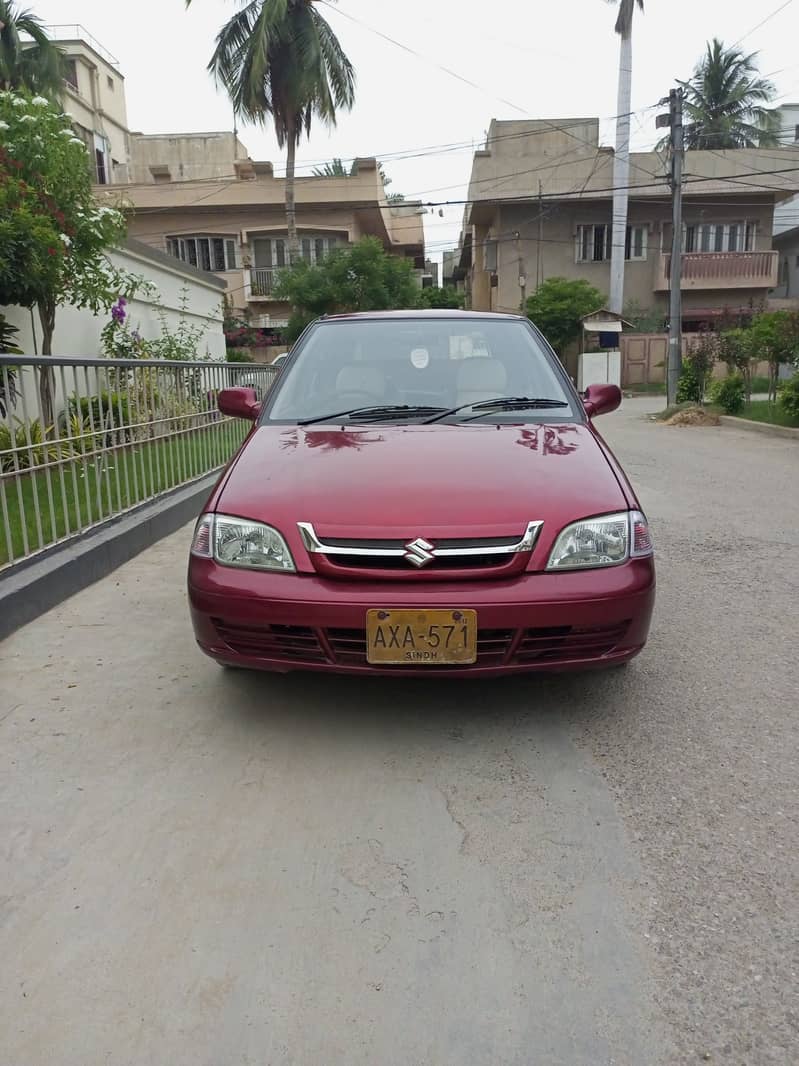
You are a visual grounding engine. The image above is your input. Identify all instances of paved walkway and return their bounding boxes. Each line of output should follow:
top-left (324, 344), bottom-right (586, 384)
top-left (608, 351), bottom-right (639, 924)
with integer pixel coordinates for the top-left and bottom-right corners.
top-left (1, 399), bottom-right (797, 1065)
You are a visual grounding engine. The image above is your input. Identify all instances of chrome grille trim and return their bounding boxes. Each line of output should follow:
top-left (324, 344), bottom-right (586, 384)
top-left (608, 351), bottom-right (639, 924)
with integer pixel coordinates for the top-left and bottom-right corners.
top-left (297, 521), bottom-right (543, 561)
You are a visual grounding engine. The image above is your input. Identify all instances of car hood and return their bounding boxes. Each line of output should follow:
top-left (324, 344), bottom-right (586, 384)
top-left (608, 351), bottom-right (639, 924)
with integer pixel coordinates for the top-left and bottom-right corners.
top-left (216, 422), bottom-right (626, 544)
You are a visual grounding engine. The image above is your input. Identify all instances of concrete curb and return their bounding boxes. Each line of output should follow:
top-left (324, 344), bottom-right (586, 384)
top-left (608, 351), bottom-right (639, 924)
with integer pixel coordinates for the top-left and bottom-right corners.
top-left (719, 415), bottom-right (799, 441)
top-left (0, 473), bottom-right (218, 642)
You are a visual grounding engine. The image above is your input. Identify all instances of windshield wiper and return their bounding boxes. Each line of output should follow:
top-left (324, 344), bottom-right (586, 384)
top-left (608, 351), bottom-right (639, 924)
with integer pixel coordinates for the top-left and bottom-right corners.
top-left (424, 396), bottom-right (569, 424)
top-left (297, 404), bottom-right (448, 426)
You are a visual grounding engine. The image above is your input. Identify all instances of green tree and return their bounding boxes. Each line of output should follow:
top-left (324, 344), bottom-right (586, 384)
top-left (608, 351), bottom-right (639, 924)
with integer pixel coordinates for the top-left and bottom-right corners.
top-left (187, 0), bottom-right (355, 263)
top-left (717, 327), bottom-right (756, 401)
top-left (0, 91), bottom-right (133, 420)
top-left (747, 311), bottom-right (799, 402)
top-left (275, 236), bottom-right (419, 341)
top-left (417, 285), bottom-right (465, 310)
top-left (0, 1), bottom-right (64, 97)
top-left (682, 39), bottom-right (779, 149)
top-left (525, 277), bottom-right (604, 355)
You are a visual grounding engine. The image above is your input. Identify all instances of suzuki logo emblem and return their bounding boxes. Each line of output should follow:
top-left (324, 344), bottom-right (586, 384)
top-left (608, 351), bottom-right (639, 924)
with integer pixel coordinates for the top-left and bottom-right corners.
top-left (404, 537), bottom-right (435, 568)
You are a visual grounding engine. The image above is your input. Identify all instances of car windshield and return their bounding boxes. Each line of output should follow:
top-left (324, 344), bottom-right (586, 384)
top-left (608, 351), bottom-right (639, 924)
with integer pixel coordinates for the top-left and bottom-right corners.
top-left (264, 318), bottom-right (577, 424)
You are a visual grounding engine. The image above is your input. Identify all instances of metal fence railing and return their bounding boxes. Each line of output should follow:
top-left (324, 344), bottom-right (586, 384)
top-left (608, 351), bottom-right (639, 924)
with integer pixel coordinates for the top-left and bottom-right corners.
top-left (0, 355), bottom-right (279, 571)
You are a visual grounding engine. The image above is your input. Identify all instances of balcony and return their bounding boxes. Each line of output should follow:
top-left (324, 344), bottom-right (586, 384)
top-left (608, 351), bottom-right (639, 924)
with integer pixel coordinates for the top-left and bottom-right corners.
top-left (654, 251), bottom-right (778, 291)
top-left (248, 268), bottom-right (281, 300)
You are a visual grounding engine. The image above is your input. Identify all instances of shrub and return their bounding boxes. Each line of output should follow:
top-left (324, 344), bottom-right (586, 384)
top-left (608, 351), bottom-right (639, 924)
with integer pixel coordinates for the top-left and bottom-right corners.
top-left (69, 392), bottom-right (130, 428)
top-left (709, 374), bottom-right (746, 414)
top-left (0, 418), bottom-right (61, 472)
top-left (778, 374), bottom-right (799, 418)
top-left (226, 348), bottom-right (254, 363)
top-left (677, 334), bottom-right (716, 404)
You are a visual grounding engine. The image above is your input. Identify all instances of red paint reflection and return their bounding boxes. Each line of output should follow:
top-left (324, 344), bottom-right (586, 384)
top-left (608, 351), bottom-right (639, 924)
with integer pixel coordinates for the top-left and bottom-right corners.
top-left (516, 425), bottom-right (579, 455)
top-left (279, 429), bottom-right (385, 453)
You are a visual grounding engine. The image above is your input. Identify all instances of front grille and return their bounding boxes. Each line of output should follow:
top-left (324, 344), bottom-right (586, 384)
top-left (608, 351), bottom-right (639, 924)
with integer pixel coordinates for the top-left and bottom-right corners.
top-left (513, 621), bottom-right (629, 664)
top-left (212, 619), bottom-right (327, 662)
top-left (211, 619), bottom-right (629, 668)
top-left (324, 553), bottom-right (510, 572)
top-left (321, 536), bottom-right (523, 550)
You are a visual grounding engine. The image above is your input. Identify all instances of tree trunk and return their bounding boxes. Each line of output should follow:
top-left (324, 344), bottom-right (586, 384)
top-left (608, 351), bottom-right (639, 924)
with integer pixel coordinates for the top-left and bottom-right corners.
top-left (285, 121), bottom-right (300, 265)
top-left (37, 300), bottom-right (56, 432)
top-left (609, 31), bottom-right (633, 316)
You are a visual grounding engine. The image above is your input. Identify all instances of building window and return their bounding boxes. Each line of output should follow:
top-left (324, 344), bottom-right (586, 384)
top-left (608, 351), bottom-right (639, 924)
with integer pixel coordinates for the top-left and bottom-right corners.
top-left (107, 75), bottom-right (114, 91)
top-left (684, 222), bottom-right (755, 253)
top-left (166, 236), bottom-right (238, 272)
top-left (576, 224), bottom-right (646, 262)
top-left (252, 235), bottom-right (338, 269)
top-left (576, 224), bottom-right (609, 262)
top-left (95, 149), bottom-right (107, 185)
top-left (625, 225), bottom-right (647, 261)
top-left (64, 59), bottom-right (78, 90)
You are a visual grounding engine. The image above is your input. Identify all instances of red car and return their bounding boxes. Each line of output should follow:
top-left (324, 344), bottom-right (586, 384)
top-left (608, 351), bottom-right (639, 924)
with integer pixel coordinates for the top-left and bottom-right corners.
top-left (189, 311), bottom-right (654, 675)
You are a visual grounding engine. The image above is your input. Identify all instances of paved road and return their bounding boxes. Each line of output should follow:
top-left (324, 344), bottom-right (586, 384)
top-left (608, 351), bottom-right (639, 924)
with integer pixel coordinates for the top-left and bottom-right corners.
top-left (1, 399), bottom-right (796, 1066)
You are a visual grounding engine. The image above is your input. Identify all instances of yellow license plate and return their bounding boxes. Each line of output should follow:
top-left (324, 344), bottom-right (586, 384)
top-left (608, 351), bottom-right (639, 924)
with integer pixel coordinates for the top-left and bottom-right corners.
top-left (366, 609), bottom-right (477, 665)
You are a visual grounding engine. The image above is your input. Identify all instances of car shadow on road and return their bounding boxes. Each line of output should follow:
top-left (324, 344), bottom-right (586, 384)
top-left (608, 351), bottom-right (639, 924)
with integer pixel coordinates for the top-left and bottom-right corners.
top-left (207, 663), bottom-right (638, 749)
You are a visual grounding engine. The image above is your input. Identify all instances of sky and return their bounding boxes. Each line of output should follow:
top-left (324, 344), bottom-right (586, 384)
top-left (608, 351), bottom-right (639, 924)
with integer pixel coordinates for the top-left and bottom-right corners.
top-left (30, 0), bottom-right (799, 265)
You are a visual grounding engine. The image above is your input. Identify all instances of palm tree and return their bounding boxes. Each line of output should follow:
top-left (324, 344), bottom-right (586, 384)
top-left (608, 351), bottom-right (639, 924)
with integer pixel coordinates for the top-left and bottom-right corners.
top-left (312, 157), bottom-right (350, 177)
top-left (311, 157), bottom-right (405, 201)
top-left (0, 1), bottom-right (64, 97)
top-left (186, 0), bottom-right (356, 264)
top-left (608, 0), bottom-right (643, 316)
top-left (682, 39), bottom-right (780, 150)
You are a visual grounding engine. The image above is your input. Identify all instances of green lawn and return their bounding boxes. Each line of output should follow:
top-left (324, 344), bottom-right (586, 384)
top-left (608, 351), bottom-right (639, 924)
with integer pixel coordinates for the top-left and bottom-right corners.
top-left (720, 400), bottom-right (799, 429)
top-left (1, 420), bottom-right (248, 567)
top-left (625, 381), bottom-right (665, 394)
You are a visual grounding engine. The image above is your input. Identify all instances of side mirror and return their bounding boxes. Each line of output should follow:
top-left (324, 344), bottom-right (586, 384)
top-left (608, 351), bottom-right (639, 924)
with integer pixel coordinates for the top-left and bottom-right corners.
top-left (583, 383), bottom-right (621, 418)
top-left (218, 387), bottom-right (261, 421)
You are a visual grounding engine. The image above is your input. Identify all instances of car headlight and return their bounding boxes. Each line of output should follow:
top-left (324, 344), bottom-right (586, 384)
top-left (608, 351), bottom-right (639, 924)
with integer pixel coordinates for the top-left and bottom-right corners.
top-left (190, 513), bottom-right (295, 571)
top-left (546, 510), bottom-right (652, 570)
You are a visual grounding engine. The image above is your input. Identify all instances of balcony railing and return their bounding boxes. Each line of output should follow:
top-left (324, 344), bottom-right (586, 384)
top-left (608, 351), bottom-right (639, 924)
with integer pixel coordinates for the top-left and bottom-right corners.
top-left (249, 268), bottom-right (280, 299)
top-left (654, 251), bottom-right (779, 291)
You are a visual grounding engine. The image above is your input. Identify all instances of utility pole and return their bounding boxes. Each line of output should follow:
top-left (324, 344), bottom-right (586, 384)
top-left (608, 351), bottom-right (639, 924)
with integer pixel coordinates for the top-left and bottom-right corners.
top-left (515, 232), bottom-right (527, 312)
top-left (657, 87), bottom-right (684, 406)
top-left (536, 181), bottom-right (544, 288)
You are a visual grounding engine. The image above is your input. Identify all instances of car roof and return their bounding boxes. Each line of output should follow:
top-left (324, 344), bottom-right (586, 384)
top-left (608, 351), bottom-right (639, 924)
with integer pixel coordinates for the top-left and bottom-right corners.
top-left (320, 310), bottom-right (527, 322)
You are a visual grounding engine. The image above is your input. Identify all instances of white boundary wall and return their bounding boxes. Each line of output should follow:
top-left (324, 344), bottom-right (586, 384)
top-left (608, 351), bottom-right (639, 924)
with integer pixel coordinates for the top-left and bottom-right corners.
top-left (2, 240), bottom-right (226, 361)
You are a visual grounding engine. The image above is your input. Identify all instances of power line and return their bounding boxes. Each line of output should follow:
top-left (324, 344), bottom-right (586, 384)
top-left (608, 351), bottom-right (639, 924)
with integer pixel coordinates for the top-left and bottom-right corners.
top-left (320, 1), bottom-right (529, 117)
top-left (122, 161), bottom-right (799, 244)
top-left (731, 0), bottom-right (796, 48)
top-left (321, 2), bottom-right (667, 185)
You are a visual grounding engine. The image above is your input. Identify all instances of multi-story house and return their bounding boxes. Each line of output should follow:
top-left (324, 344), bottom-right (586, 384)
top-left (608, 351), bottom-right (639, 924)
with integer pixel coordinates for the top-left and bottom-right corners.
top-left (46, 25), bottom-right (131, 185)
top-left (116, 158), bottom-right (426, 328)
top-left (457, 118), bottom-right (799, 331)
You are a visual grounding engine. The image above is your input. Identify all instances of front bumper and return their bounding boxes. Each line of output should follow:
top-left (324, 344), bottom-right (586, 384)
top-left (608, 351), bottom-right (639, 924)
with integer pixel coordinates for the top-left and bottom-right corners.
top-left (188, 557), bottom-right (655, 676)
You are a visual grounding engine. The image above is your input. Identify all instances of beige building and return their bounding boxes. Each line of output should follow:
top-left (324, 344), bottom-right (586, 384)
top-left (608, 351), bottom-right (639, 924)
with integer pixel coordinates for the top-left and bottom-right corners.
top-left (113, 158), bottom-right (426, 327)
top-left (127, 132), bottom-right (250, 184)
top-left (46, 25), bottom-right (131, 185)
top-left (458, 119), bottom-right (799, 329)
